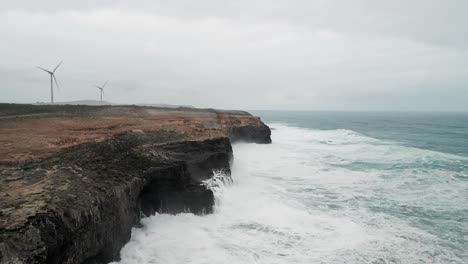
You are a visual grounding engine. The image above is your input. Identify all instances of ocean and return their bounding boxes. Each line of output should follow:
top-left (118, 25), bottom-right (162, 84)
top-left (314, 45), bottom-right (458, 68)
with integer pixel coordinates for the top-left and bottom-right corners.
top-left (112, 111), bottom-right (468, 264)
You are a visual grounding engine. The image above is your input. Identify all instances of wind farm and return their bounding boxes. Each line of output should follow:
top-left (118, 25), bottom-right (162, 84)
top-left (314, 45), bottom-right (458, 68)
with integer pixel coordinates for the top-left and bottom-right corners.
top-left (35, 62), bottom-right (113, 105)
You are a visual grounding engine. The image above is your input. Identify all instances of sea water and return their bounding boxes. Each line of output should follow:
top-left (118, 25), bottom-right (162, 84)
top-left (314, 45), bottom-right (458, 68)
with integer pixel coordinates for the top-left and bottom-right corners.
top-left (112, 111), bottom-right (468, 264)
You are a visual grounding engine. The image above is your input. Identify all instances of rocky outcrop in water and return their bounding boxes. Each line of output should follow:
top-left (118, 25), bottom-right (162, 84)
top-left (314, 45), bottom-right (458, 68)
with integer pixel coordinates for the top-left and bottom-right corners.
top-left (0, 104), bottom-right (271, 264)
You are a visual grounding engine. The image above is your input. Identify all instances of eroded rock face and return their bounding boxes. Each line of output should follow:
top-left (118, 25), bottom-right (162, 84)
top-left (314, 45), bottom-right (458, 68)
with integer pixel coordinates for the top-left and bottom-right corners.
top-left (227, 124), bottom-right (272, 144)
top-left (1, 134), bottom-right (232, 264)
top-left (0, 104), bottom-right (270, 264)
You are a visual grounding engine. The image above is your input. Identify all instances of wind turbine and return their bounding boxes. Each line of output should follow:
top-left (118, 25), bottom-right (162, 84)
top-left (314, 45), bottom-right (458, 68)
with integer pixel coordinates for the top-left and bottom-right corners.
top-left (37, 61), bottom-right (62, 104)
top-left (95, 81), bottom-right (108, 103)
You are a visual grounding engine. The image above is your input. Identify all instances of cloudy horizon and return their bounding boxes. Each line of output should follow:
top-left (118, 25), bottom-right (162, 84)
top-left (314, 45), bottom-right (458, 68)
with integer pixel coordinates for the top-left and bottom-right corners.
top-left (1, 0), bottom-right (467, 111)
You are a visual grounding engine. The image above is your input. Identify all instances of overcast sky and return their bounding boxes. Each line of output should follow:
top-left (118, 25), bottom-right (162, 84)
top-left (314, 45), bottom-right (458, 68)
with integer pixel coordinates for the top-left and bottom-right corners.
top-left (0, 0), bottom-right (467, 111)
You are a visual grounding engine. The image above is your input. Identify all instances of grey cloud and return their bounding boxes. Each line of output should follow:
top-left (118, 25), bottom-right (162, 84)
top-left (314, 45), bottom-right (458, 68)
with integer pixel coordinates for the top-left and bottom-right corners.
top-left (0, 1), bottom-right (467, 111)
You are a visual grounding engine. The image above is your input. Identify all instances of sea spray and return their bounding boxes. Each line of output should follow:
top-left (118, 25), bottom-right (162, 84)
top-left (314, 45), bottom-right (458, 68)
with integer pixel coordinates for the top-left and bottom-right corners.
top-left (113, 122), bottom-right (468, 264)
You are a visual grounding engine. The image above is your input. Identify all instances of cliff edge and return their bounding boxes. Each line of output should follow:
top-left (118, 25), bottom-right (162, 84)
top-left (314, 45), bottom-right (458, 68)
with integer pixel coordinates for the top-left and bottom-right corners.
top-left (0, 104), bottom-right (271, 264)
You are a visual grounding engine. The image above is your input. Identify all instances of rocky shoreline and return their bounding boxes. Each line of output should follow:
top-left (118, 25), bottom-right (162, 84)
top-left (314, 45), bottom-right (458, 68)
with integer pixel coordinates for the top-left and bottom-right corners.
top-left (0, 104), bottom-right (271, 264)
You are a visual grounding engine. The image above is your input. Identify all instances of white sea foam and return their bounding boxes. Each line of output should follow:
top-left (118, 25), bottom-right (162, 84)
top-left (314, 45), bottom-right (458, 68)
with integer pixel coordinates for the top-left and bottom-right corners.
top-left (112, 124), bottom-right (468, 264)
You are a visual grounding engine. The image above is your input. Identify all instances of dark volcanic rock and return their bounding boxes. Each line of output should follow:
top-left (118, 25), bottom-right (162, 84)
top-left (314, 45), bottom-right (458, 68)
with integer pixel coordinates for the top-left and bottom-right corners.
top-left (0, 104), bottom-right (271, 264)
top-left (1, 134), bottom-right (232, 264)
top-left (227, 123), bottom-right (272, 144)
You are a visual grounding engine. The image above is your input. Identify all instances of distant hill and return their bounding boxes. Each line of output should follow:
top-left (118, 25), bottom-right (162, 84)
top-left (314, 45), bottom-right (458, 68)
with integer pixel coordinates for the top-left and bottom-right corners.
top-left (35, 100), bottom-right (112, 106)
top-left (35, 101), bottom-right (194, 108)
top-left (138, 103), bottom-right (194, 108)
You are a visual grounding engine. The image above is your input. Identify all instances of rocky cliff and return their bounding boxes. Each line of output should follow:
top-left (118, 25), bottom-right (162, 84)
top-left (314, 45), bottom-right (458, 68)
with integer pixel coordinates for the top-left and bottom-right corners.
top-left (0, 104), bottom-right (271, 264)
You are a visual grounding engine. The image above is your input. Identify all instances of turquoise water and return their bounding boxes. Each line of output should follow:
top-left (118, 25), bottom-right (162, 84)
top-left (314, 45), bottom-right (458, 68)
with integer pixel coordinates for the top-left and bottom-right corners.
top-left (254, 111), bottom-right (468, 157)
top-left (114, 111), bottom-right (468, 264)
top-left (254, 111), bottom-right (468, 262)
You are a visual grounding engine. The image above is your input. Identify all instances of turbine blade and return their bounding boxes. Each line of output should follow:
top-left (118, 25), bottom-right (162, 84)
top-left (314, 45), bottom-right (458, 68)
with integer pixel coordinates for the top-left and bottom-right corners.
top-left (37, 67), bottom-right (52, 74)
top-left (102, 80), bottom-right (108, 88)
top-left (53, 74), bottom-right (60, 92)
top-left (53, 61), bottom-right (63, 73)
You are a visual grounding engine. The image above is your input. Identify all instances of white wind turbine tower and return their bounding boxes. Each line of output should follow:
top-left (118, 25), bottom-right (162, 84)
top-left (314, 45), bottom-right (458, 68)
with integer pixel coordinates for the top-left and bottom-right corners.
top-left (37, 61), bottom-right (62, 104)
top-left (95, 81), bottom-right (108, 103)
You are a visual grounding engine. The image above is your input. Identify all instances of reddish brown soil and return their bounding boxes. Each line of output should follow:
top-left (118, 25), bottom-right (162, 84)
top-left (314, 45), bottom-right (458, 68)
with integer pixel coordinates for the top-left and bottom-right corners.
top-left (0, 105), bottom-right (261, 166)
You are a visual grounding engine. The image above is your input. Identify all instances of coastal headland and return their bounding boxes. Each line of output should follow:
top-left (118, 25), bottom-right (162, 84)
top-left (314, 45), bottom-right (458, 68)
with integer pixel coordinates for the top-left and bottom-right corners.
top-left (0, 104), bottom-right (271, 264)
